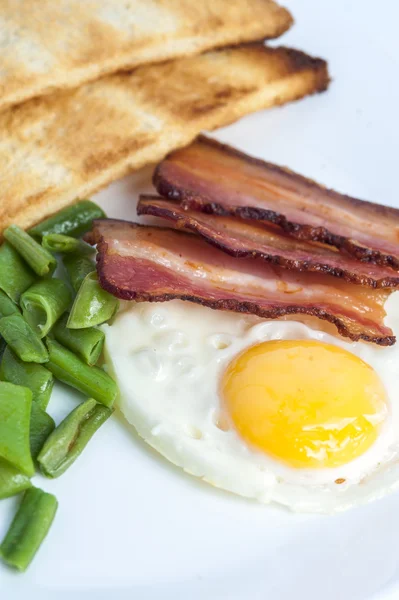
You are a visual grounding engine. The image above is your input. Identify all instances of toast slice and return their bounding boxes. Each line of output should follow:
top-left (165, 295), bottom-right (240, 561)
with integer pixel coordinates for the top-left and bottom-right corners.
top-left (0, 0), bottom-right (292, 111)
top-left (0, 44), bottom-right (329, 233)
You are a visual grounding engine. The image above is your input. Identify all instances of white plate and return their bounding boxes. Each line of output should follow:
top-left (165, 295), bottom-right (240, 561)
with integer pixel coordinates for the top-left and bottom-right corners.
top-left (2, 0), bottom-right (399, 598)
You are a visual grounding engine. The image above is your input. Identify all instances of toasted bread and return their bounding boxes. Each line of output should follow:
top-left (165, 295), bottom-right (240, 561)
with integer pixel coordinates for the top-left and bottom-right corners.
top-left (0, 45), bottom-right (329, 233)
top-left (0, 0), bottom-right (292, 111)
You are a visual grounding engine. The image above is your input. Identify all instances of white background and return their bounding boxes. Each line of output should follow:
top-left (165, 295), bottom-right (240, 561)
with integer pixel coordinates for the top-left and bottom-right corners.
top-left (2, 1), bottom-right (399, 598)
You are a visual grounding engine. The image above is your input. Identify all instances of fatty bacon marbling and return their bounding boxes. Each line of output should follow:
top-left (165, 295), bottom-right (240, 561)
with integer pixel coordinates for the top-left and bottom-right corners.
top-left (86, 219), bottom-right (395, 346)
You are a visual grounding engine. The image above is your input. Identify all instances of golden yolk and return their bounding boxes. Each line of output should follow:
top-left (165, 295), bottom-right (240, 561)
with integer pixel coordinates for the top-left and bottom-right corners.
top-left (221, 340), bottom-right (388, 469)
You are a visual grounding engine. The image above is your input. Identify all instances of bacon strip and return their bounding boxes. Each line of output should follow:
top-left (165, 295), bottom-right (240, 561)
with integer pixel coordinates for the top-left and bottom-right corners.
top-left (138, 195), bottom-right (399, 288)
top-left (153, 136), bottom-right (399, 268)
top-left (86, 219), bottom-right (395, 346)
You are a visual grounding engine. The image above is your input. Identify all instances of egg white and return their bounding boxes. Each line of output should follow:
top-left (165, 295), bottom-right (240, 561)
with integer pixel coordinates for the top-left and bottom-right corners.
top-left (103, 293), bottom-right (399, 513)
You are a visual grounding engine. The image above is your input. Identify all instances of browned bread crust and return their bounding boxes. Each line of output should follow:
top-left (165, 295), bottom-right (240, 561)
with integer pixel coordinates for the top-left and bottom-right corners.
top-left (0, 44), bottom-right (329, 234)
top-left (0, 0), bottom-right (292, 111)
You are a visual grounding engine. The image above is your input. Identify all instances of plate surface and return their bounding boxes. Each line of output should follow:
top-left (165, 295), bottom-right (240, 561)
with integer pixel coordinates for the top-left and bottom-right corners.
top-left (2, 1), bottom-right (399, 598)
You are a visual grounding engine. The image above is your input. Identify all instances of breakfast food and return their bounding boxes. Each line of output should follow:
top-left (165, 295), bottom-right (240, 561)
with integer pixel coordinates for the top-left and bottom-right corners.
top-left (154, 136), bottom-right (399, 267)
top-left (0, 0), bottom-right (292, 111)
top-left (138, 196), bottom-right (399, 288)
top-left (85, 134), bottom-right (399, 514)
top-left (6, 0), bottom-right (391, 578)
top-left (7, 0), bottom-right (393, 577)
top-left (104, 297), bottom-right (399, 513)
top-left (0, 45), bottom-right (328, 235)
top-left (87, 219), bottom-right (394, 345)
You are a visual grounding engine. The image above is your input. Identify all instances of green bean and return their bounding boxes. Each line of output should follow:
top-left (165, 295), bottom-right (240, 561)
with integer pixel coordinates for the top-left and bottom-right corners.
top-left (0, 315), bottom-right (48, 363)
top-left (0, 487), bottom-right (58, 571)
top-left (30, 403), bottom-right (55, 461)
top-left (4, 224), bottom-right (57, 277)
top-left (20, 278), bottom-right (72, 338)
top-left (0, 242), bottom-right (35, 303)
top-left (53, 314), bottom-right (104, 365)
top-left (42, 233), bottom-right (94, 255)
top-left (63, 254), bottom-right (95, 293)
top-left (38, 398), bottom-right (112, 478)
top-left (0, 459), bottom-right (31, 500)
top-left (29, 200), bottom-right (106, 239)
top-left (0, 382), bottom-right (34, 476)
top-left (46, 338), bottom-right (117, 407)
top-left (0, 289), bottom-right (20, 318)
top-left (0, 347), bottom-right (54, 409)
top-left (67, 272), bottom-right (119, 329)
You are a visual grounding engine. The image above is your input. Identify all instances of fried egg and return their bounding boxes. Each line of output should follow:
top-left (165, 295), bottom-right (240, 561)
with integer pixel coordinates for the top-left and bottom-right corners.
top-left (103, 294), bottom-right (399, 513)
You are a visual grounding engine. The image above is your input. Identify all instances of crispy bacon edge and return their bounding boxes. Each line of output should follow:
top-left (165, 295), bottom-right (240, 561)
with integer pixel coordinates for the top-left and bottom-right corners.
top-left (85, 219), bottom-right (395, 346)
top-left (153, 135), bottom-right (399, 269)
top-left (137, 195), bottom-right (399, 289)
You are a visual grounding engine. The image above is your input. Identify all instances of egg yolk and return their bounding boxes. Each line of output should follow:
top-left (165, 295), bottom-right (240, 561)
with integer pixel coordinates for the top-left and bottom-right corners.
top-left (221, 340), bottom-right (388, 469)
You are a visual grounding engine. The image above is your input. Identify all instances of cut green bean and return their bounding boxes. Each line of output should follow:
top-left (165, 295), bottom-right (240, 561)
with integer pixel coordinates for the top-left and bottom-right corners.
top-left (67, 272), bottom-right (119, 329)
top-left (30, 403), bottom-right (55, 461)
top-left (38, 398), bottom-right (112, 478)
top-left (0, 487), bottom-right (58, 571)
top-left (0, 242), bottom-right (36, 303)
top-left (0, 382), bottom-right (34, 476)
top-left (42, 233), bottom-right (94, 255)
top-left (4, 224), bottom-right (57, 277)
top-left (0, 289), bottom-right (20, 318)
top-left (63, 254), bottom-right (95, 293)
top-left (53, 313), bottom-right (104, 365)
top-left (0, 315), bottom-right (48, 363)
top-left (0, 347), bottom-right (54, 409)
top-left (20, 278), bottom-right (72, 338)
top-left (0, 459), bottom-right (31, 500)
top-left (46, 338), bottom-right (117, 407)
top-left (29, 200), bottom-right (106, 239)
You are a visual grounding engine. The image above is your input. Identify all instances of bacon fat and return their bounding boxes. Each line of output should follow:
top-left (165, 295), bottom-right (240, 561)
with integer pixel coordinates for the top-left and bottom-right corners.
top-left (153, 136), bottom-right (399, 268)
top-left (138, 195), bottom-right (399, 289)
top-left (86, 219), bottom-right (395, 346)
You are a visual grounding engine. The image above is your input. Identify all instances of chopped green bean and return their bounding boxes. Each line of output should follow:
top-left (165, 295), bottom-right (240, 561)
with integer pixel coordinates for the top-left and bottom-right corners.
top-left (30, 403), bottom-right (55, 461)
top-left (0, 315), bottom-right (48, 363)
top-left (29, 200), bottom-right (106, 239)
top-left (0, 347), bottom-right (54, 409)
top-left (46, 338), bottom-right (117, 407)
top-left (67, 272), bottom-right (119, 329)
top-left (4, 224), bottom-right (57, 277)
top-left (42, 233), bottom-right (94, 255)
top-left (0, 487), bottom-right (58, 571)
top-left (53, 314), bottom-right (104, 365)
top-left (63, 254), bottom-right (95, 293)
top-left (0, 289), bottom-right (20, 318)
top-left (0, 242), bottom-right (36, 303)
top-left (20, 278), bottom-right (72, 338)
top-left (38, 398), bottom-right (112, 478)
top-left (0, 459), bottom-right (31, 500)
top-left (0, 382), bottom-right (34, 476)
